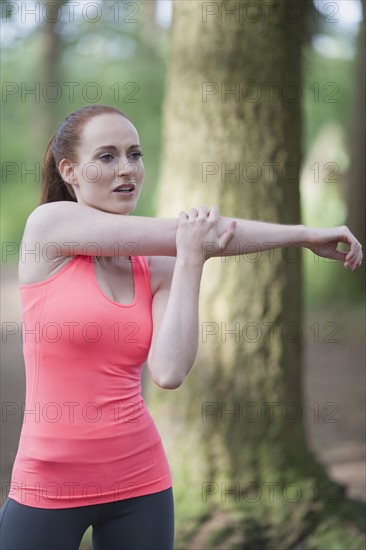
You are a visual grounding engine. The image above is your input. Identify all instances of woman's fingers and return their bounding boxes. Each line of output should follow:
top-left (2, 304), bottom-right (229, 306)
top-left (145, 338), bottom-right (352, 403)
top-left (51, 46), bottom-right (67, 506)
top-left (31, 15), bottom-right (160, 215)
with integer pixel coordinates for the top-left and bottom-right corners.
top-left (187, 208), bottom-right (198, 220)
top-left (186, 205), bottom-right (220, 220)
top-left (207, 205), bottom-right (219, 221)
top-left (306, 226), bottom-right (361, 269)
top-left (197, 205), bottom-right (209, 219)
top-left (345, 241), bottom-right (362, 269)
top-left (331, 249), bottom-right (347, 262)
top-left (339, 226), bottom-right (362, 266)
top-left (179, 205), bottom-right (237, 258)
top-left (349, 243), bottom-right (363, 269)
top-left (219, 221), bottom-right (237, 250)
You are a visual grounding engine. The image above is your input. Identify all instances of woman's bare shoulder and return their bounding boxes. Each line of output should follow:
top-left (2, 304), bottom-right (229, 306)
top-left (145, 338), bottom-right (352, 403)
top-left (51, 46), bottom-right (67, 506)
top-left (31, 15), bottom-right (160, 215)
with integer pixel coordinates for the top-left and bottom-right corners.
top-left (18, 217), bottom-right (76, 285)
top-left (146, 256), bottom-right (176, 295)
top-left (18, 252), bottom-right (75, 286)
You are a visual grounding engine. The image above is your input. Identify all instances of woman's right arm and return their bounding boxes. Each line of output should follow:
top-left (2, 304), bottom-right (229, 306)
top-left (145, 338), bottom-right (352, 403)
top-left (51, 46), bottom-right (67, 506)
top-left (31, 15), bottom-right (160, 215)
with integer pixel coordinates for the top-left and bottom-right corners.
top-left (23, 202), bottom-right (363, 270)
top-left (24, 201), bottom-right (180, 258)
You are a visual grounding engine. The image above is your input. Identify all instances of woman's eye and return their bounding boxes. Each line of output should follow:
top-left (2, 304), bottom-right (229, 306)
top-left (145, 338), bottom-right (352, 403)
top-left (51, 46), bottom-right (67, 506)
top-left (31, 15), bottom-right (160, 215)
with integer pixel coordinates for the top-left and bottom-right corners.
top-left (129, 152), bottom-right (143, 160)
top-left (100, 153), bottom-right (114, 162)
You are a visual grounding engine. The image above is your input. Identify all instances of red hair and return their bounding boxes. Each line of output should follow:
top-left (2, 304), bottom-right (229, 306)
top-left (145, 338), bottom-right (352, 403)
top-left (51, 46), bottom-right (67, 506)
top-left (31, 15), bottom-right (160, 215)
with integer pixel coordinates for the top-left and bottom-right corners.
top-left (39, 105), bottom-right (131, 205)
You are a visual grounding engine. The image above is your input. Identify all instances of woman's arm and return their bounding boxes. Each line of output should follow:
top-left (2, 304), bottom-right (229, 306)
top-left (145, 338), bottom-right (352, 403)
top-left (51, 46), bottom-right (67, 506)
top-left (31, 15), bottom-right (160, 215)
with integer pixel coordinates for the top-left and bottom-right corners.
top-left (211, 218), bottom-right (306, 256)
top-left (25, 201), bottom-right (178, 257)
top-left (26, 202), bottom-right (362, 269)
top-left (147, 206), bottom-right (236, 389)
top-left (212, 218), bottom-right (363, 269)
top-left (147, 256), bottom-right (203, 389)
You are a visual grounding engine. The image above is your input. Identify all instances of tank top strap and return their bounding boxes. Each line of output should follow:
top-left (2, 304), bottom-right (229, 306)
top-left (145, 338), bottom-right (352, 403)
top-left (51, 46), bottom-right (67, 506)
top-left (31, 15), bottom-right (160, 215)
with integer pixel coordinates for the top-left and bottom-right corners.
top-left (131, 255), bottom-right (152, 297)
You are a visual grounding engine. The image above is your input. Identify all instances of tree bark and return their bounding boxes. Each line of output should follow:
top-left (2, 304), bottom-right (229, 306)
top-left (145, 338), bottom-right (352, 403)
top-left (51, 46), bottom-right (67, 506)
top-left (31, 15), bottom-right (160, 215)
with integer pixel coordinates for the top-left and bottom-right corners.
top-left (145, 1), bottom-right (352, 547)
top-left (346, 1), bottom-right (366, 287)
top-left (40, 0), bottom-right (67, 137)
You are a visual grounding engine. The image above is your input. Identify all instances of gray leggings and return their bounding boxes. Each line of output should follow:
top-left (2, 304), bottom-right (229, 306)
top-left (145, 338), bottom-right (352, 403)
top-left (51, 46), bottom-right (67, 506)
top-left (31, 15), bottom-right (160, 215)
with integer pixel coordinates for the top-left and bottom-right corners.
top-left (0, 487), bottom-right (174, 550)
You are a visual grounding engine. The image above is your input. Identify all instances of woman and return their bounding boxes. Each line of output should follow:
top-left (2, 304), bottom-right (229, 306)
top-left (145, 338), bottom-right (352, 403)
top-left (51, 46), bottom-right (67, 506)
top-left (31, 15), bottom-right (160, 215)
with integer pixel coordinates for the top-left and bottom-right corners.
top-left (0, 104), bottom-right (362, 550)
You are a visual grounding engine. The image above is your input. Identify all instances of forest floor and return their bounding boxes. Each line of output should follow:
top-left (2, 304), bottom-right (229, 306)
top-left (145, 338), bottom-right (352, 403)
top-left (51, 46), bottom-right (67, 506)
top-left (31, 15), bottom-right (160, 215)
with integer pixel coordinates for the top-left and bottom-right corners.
top-left (303, 303), bottom-right (365, 503)
top-left (1, 264), bottom-right (364, 548)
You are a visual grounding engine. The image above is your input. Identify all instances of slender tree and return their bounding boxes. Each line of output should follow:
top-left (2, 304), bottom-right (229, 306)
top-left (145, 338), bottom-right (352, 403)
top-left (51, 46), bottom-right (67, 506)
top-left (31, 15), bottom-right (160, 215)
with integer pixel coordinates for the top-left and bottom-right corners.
top-left (40, 0), bottom-right (68, 137)
top-left (146, 1), bottom-right (365, 547)
top-left (346, 0), bottom-right (366, 291)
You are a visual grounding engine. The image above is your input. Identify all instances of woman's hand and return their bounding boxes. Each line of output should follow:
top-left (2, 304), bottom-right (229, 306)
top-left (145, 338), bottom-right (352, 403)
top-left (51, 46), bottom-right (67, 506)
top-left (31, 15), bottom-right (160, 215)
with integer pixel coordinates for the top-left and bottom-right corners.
top-left (176, 205), bottom-right (237, 264)
top-left (303, 225), bottom-right (363, 270)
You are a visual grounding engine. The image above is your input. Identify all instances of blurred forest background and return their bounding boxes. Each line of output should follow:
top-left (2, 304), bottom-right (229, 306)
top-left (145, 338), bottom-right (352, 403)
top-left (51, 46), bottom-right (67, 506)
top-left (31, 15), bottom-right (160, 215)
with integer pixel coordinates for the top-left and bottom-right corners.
top-left (1, 0), bottom-right (365, 303)
top-left (1, 1), bottom-right (365, 549)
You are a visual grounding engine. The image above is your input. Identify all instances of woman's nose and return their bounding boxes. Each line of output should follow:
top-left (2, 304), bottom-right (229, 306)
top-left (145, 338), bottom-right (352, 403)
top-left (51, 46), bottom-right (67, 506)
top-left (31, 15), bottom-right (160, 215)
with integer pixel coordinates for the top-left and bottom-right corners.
top-left (118, 159), bottom-right (135, 176)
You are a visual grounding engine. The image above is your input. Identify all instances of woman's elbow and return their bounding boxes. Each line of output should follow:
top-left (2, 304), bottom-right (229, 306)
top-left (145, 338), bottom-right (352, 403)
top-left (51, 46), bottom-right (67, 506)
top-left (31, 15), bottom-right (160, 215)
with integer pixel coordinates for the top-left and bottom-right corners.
top-left (148, 358), bottom-right (186, 390)
top-left (155, 376), bottom-right (183, 390)
top-left (150, 370), bottom-right (184, 390)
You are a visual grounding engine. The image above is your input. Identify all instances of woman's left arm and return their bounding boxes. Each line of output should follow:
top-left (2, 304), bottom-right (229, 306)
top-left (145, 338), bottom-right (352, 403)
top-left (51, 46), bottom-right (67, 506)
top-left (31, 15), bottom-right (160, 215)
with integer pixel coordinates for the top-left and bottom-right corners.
top-left (211, 218), bottom-right (363, 270)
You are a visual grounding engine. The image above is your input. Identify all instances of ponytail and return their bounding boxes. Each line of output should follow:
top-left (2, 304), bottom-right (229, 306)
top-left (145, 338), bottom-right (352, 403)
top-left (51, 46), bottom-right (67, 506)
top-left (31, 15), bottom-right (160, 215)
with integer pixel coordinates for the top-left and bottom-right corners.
top-left (39, 135), bottom-right (77, 205)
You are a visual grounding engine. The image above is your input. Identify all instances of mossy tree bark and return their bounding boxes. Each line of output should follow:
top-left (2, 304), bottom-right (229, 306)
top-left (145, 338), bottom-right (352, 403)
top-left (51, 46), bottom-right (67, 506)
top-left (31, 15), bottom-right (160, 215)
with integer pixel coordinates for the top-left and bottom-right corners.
top-left (145, 1), bottom-right (361, 548)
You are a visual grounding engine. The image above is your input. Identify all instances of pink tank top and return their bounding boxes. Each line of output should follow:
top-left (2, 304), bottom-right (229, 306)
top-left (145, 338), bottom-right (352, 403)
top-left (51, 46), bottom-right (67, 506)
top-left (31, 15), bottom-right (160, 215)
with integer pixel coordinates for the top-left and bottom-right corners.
top-left (8, 254), bottom-right (172, 509)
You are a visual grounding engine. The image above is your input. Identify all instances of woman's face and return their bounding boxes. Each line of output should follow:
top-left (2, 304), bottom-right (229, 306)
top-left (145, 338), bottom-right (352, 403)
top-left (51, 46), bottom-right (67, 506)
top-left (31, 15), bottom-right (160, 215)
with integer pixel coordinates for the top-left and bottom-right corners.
top-left (62, 113), bottom-right (145, 215)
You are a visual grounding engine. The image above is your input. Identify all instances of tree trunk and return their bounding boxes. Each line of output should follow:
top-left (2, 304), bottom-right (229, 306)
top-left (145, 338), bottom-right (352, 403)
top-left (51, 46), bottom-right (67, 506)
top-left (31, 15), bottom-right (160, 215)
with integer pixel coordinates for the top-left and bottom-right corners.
top-left (145, 1), bottom-right (357, 547)
top-left (40, 0), bottom-right (67, 137)
top-left (346, 1), bottom-right (366, 288)
top-left (138, 0), bottom-right (159, 46)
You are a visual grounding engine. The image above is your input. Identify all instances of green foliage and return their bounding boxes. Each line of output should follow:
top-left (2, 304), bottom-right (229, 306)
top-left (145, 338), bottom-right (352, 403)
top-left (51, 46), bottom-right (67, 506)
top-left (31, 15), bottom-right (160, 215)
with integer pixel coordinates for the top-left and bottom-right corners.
top-left (1, 9), bottom-right (168, 248)
top-left (301, 43), bottom-right (364, 305)
top-left (302, 45), bottom-right (357, 156)
top-left (1, 4), bottom-right (362, 313)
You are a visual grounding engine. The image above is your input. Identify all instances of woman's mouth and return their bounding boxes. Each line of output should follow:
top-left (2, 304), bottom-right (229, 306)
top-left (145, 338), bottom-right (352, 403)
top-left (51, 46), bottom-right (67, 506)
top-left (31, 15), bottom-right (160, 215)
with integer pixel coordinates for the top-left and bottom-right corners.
top-left (112, 184), bottom-right (135, 196)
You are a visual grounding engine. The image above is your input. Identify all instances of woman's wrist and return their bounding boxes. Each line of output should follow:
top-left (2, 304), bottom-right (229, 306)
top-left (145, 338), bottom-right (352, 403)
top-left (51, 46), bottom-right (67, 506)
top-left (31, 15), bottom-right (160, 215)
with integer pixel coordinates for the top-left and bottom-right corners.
top-left (297, 225), bottom-right (311, 248)
top-left (175, 252), bottom-right (205, 268)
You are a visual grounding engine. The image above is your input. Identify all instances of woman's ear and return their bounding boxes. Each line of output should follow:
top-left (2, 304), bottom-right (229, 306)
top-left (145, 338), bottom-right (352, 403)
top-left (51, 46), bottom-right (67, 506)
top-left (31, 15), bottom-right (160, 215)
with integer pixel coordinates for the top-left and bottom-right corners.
top-left (59, 159), bottom-right (78, 186)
